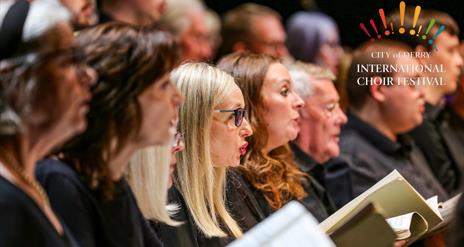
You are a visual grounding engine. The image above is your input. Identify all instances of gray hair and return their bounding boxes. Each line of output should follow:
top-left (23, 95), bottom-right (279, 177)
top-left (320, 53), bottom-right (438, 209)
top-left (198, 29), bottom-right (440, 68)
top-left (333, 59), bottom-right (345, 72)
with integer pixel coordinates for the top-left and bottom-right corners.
top-left (158, 0), bottom-right (205, 37)
top-left (287, 61), bottom-right (336, 98)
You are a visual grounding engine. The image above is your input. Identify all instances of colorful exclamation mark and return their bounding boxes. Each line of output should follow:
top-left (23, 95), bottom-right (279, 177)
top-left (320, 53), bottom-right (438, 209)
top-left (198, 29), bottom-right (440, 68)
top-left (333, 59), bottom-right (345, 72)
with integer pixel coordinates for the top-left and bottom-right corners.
top-left (409, 6), bottom-right (421, 35)
top-left (399, 1), bottom-right (406, 34)
top-left (390, 22), bottom-right (395, 34)
top-left (428, 24), bottom-right (445, 46)
top-left (422, 18), bottom-right (435, 40)
top-left (360, 23), bottom-right (374, 41)
top-left (416, 25), bottom-right (423, 36)
top-left (370, 19), bottom-right (382, 39)
top-left (379, 9), bottom-right (390, 36)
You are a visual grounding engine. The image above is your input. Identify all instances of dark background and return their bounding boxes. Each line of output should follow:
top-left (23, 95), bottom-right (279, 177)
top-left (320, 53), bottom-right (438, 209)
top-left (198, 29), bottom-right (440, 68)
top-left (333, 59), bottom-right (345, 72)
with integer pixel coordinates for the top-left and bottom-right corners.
top-left (204, 0), bottom-right (464, 48)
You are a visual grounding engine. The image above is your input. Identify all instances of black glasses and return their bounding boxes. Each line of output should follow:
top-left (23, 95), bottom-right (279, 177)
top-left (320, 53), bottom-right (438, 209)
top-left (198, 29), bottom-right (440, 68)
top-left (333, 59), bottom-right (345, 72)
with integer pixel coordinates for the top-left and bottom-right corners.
top-left (215, 107), bottom-right (246, 127)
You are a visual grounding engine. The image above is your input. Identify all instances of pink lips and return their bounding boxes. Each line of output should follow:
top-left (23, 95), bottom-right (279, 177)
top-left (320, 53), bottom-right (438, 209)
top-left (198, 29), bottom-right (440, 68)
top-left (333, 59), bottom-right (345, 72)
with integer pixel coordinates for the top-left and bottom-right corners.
top-left (239, 142), bottom-right (248, 156)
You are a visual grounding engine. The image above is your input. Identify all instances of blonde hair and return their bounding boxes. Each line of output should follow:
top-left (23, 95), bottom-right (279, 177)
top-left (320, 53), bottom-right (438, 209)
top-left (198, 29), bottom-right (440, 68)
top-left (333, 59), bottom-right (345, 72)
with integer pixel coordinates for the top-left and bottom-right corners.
top-left (172, 62), bottom-right (242, 238)
top-left (127, 145), bottom-right (179, 226)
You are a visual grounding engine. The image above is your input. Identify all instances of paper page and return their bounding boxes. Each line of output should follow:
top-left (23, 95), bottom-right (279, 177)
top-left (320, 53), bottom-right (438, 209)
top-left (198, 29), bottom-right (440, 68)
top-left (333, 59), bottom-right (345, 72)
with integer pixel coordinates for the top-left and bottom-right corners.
top-left (228, 201), bottom-right (335, 247)
top-left (426, 196), bottom-right (440, 216)
top-left (387, 212), bottom-right (413, 232)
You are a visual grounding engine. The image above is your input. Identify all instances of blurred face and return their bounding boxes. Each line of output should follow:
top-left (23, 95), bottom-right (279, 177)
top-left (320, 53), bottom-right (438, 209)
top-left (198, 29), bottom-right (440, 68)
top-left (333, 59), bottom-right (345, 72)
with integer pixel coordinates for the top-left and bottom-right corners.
top-left (31, 23), bottom-right (95, 146)
top-left (261, 63), bottom-right (304, 152)
top-left (133, 0), bottom-right (166, 23)
top-left (300, 79), bottom-right (347, 163)
top-left (317, 30), bottom-right (343, 74)
top-left (179, 11), bottom-right (213, 62)
top-left (382, 57), bottom-right (425, 134)
top-left (248, 15), bottom-right (289, 58)
top-left (60, 0), bottom-right (98, 28)
top-left (137, 74), bottom-right (183, 146)
top-left (210, 84), bottom-right (253, 167)
top-left (424, 31), bottom-right (463, 94)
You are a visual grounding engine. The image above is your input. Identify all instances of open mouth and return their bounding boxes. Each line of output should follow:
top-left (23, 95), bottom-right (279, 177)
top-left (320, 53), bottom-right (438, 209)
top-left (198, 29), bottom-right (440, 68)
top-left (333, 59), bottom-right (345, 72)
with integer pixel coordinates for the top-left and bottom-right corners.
top-left (239, 142), bottom-right (248, 156)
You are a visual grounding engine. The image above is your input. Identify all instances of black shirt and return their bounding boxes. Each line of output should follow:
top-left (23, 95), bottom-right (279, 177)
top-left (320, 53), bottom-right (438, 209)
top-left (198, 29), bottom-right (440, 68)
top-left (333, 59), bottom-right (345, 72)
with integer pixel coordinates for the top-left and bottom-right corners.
top-left (326, 111), bottom-right (449, 208)
top-left (226, 152), bottom-right (337, 234)
top-left (437, 104), bottom-right (464, 175)
top-left (409, 103), bottom-right (462, 194)
top-left (153, 187), bottom-right (227, 247)
top-left (36, 159), bottom-right (163, 247)
top-left (0, 176), bottom-right (78, 247)
top-left (290, 142), bottom-right (338, 221)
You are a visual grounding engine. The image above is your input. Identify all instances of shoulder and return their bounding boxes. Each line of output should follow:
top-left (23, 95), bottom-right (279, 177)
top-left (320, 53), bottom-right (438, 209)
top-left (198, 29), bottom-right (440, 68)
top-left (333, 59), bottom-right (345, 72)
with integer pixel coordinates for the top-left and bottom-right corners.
top-left (36, 158), bottom-right (80, 183)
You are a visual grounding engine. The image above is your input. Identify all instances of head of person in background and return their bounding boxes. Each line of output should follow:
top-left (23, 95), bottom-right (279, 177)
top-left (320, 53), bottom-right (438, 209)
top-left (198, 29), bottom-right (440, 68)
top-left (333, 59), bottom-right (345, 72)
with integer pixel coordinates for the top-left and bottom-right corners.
top-left (167, 63), bottom-right (252, 240)
top-left (159, 0), bottom-right (214, 62)
top-left (0, 0), bottom-right (94, 243)
top-left (60, 0), bottom-right (98, 29)
top-left (99, 0), bottom-right (166, 25)
top-left (287, 62), bottom-right (347, 164)
top-left (286, 12), bottom-right (344, 75)
top-left (218, 52), bottom-right (306, 210)
top-left (389, 8), bottom-right (462, 106)
top-left (219, 3), bottom-right (288, 59)
top-left (347, 40), bottom-right (425, 139)
top-left (53, 23), bottom-right (182, 201)
top-left (127, 130), bottom-right (184, 227)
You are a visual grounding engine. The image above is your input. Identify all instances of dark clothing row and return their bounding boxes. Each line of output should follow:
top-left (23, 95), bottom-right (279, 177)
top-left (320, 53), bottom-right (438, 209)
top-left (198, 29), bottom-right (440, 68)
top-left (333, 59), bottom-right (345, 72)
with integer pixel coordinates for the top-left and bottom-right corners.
top-left (36, 159), bottom-right (163, 247)
top-left (409, 103), bottom-right (462, 195)
top-left (152, 187), bottom-right (227, 247)
top-left (227, 150), bottom-right (338, 233)
top-left (325, 111), bottom-right (449, 208)
top-left (0, 176), bottom-right (78, 247)
top-left (153, 150), bottom-right (338, 246)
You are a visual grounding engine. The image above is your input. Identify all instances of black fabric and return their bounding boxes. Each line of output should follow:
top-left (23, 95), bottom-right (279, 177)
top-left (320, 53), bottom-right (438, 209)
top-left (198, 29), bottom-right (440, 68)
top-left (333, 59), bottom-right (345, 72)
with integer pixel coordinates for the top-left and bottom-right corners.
top-left (36, 159), bottom-right (163, 247)
top-left (290, 142), bottom-right (338, 219)
top-left (0, 0), bottom-right (30, 60)
top-left (409, 103), bottom-right (462, 195)
top-left (153, 187), bottom-right (227, 247)
top-left (0, 176), bottom-right (78, 247)
top-left (437, 104), bottom-right (464, 182)
top-left (226, 169), bottom-right (270, 232)
top-left (326, 111), bottom-right (449, 208)
top-left (227, 155), bottom-right (336, 234)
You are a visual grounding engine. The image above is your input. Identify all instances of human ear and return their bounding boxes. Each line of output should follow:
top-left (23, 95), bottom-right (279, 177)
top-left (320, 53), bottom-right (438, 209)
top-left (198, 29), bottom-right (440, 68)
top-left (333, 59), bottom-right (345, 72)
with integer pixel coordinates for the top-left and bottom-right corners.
top-left (370, 76), bottom-right (386, 102)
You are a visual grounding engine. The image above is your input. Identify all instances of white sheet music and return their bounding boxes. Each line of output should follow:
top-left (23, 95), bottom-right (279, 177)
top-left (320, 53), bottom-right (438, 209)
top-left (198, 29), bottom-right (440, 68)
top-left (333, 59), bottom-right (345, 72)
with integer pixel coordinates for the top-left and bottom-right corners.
top-left (227, 201), bottom-right (335, 247)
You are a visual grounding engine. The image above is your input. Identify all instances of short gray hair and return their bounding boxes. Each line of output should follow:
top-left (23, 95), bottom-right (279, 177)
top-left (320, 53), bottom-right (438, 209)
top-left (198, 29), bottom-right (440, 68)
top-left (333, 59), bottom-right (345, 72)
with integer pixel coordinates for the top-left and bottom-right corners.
top-left (287, 61), bottom-right (336, 98)
top-left (158, 0), bottom-right (205, 37)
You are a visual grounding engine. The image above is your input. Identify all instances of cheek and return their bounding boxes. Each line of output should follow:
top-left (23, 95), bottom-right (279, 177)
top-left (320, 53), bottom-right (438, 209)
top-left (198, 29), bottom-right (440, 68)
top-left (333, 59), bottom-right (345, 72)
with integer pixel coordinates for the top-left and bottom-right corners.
top-left (210, 126), bottom-right (240, 166)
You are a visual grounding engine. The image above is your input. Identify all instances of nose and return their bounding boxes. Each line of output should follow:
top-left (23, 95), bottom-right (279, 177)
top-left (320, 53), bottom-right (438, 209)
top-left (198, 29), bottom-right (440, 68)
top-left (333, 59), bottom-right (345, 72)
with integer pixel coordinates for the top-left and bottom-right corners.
top-left (240, 117), bottom-right (253, 137)
top-left (337, 108), bottom-right (348, 125)
top-left (455, 51), bottom-right (463, 70)
top-left (293, 91), bottom-right (304, 109)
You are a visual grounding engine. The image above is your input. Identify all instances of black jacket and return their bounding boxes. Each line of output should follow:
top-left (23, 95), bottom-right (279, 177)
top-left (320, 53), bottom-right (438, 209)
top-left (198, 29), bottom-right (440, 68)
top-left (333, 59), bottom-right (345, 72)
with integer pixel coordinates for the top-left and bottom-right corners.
top-left (153, 187), bottom-right (228, 247)
top-left (326, 111), bottom-right (449, 208)
top-left (409, 103), bottom-right (462, 194)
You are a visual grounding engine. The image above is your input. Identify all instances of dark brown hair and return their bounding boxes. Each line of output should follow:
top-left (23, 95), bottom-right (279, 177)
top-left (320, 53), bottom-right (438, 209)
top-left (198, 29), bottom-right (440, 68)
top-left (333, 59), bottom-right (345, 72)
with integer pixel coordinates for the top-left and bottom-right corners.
top-left (217, 52), bottom-right (306, 210)
top-left (55, 22), bottom-right (181, 201)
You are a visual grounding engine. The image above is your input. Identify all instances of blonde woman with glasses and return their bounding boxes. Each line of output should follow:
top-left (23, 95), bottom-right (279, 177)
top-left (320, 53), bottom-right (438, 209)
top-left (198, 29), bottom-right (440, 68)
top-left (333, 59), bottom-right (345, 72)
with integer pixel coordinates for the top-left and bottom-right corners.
top-left (156, 62), bottom-right (253, 246)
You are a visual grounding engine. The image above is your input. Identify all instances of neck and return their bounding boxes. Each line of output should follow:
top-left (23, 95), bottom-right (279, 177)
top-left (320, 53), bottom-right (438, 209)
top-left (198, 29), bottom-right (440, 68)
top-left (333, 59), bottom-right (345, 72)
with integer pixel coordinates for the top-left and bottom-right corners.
top-left (102, 1), bottom-right (143, 25)
top-left (352, 105), bottom-right (397, 142)
top-left (0, 133), bottom-right (46, 179)
top-left (452, 91), bottom-right (464, 119)
top-left (108, 144), bottom-right (138, 181)
top-left (424, 86), bottom-right (445, 106)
